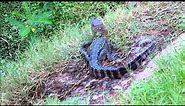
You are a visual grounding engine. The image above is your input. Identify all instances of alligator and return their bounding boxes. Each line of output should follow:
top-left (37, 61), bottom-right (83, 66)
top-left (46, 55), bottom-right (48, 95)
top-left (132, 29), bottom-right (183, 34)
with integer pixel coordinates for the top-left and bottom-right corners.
top-left (80, 18), bottom-right (158, 79)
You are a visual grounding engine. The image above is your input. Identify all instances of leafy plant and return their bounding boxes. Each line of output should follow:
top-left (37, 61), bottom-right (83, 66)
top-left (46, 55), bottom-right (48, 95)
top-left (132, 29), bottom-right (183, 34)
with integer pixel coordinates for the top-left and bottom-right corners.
top-left (6, 2), bottom-right (52, 39)
top-left (1, 2), bottom-right (118, 60)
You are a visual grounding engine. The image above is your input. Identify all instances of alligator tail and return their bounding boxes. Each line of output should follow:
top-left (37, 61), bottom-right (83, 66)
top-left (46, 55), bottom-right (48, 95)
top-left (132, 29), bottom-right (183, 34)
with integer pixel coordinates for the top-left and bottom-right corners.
top-left (89, 62), bottom-right (128, 79)
top-left (90, 42), bottom-right (157, 79)
top-left (80, 47), bottom-right (89, 62)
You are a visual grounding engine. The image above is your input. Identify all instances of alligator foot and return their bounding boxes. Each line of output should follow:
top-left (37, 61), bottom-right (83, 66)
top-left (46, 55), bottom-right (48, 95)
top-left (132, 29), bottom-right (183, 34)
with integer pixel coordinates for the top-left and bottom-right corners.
top-left (109, 52), bottom-right (120, 61)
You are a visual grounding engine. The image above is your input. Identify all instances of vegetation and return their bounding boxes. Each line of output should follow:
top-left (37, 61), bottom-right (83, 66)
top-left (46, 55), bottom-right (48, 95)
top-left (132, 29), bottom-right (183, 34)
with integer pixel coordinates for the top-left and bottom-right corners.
top-left (0, 2), bottom-right (119, 60)
top-left (125, 38), bottom-right (185, 105)
top-left (0, 1), bottom-right (184, 105)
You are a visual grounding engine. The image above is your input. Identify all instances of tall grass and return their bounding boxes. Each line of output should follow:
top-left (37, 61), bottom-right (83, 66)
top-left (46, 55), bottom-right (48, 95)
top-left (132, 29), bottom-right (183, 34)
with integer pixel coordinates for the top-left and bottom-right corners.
top-left (0, 23), bottom-right (92, 105)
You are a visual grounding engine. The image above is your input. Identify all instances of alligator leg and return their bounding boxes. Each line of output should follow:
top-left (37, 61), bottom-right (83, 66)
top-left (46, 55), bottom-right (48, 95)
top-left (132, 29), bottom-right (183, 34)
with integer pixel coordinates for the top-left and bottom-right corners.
top-left (98, 49), bottom-right (108, 61)
top-left (98, 45), bottom-right (118, 61)
top-left (110, 52), bottom-right (119, 61)
top-left (105, 39), bottom-right (120, 61)
top-left (80, 48), bottom-right (90, 61)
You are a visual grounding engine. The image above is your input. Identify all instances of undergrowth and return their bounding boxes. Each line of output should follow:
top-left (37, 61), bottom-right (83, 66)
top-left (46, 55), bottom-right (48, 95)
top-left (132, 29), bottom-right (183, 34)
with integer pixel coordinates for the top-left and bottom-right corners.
top-left (0, 1), bottom-right (119, 60)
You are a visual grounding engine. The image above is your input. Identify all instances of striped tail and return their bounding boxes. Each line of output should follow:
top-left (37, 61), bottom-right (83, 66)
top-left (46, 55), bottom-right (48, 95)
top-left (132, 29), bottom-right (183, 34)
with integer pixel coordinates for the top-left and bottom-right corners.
top-left (89, 61), bottom-right (128, 79)
top-left (89, 42), bottom-right (157, 79)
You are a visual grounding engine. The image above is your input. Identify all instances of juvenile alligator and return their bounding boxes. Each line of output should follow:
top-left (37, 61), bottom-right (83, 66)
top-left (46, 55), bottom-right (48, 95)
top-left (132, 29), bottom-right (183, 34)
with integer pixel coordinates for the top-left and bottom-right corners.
top-left (80, 18), bottom-right (158, 79)
top-left (80, 38), bottom-right (157, 79)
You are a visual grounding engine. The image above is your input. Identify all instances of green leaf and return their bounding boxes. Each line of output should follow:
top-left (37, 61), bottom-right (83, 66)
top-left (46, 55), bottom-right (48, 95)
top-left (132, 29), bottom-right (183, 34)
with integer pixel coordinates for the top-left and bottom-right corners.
top-left (11, 11), bottom-right (26, 18)
top-left (31, 12), bottom-right (52, 25)
top-left (32, 19), bottom-right (52, 25)
top-left (36, 11), bottom-right (51, 20)
top-left (6, 17), bottom-right (25, 29)
top-left (19, 26), bottom-right (31, 38)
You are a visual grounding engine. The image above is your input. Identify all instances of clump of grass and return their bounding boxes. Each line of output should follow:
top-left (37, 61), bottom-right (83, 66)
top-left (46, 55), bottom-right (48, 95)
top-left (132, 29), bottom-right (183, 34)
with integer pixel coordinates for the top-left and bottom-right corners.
top-left (43, 97), bottom-right (63, 105)
top-left (103, 5), bottom-right (141, 51)
top-left (43, 96), bottom-right (89, 105)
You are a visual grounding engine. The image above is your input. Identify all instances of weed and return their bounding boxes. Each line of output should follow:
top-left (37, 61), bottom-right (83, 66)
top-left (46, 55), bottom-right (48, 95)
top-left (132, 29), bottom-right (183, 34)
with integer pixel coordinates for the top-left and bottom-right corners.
top-left (0, 23), bottom-right (90, 105)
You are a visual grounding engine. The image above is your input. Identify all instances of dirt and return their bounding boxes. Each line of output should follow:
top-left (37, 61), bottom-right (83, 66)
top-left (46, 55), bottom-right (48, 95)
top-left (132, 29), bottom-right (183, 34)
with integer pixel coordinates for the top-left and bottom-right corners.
top-left (36, 59), bottom-right (134, 104)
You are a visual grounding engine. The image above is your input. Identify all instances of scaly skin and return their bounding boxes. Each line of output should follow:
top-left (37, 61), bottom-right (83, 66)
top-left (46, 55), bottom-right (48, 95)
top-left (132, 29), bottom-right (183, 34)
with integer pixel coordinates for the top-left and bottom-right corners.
top-left (80, 39), bottom-right (157, 79)
top-left (80, 36), bottom-right (119, 69)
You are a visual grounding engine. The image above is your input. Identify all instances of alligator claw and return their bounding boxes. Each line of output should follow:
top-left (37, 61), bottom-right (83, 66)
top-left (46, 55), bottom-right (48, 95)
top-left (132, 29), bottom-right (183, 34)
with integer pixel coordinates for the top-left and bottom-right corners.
top-left (109, 52), bottom-right (120, 61)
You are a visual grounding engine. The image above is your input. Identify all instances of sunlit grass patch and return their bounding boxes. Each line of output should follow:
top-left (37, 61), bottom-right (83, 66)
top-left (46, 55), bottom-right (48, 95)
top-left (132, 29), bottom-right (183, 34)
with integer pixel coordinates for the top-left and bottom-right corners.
top-left (124, 36), bottom-right (185, 105)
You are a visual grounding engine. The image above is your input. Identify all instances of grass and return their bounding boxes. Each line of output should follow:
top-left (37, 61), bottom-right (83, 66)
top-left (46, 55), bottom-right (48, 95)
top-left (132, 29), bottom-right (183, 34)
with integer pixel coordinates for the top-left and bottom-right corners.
top-left (44, 96), bottom-right (90, 105)
top-left (122, 36), bottom-right (185, 105)
top-left (0, 2), bottom-right (184, 105)
top-left (0, 2), bottom-right (120, 60)
top-left (0, 23), bottom-right (92, 105)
